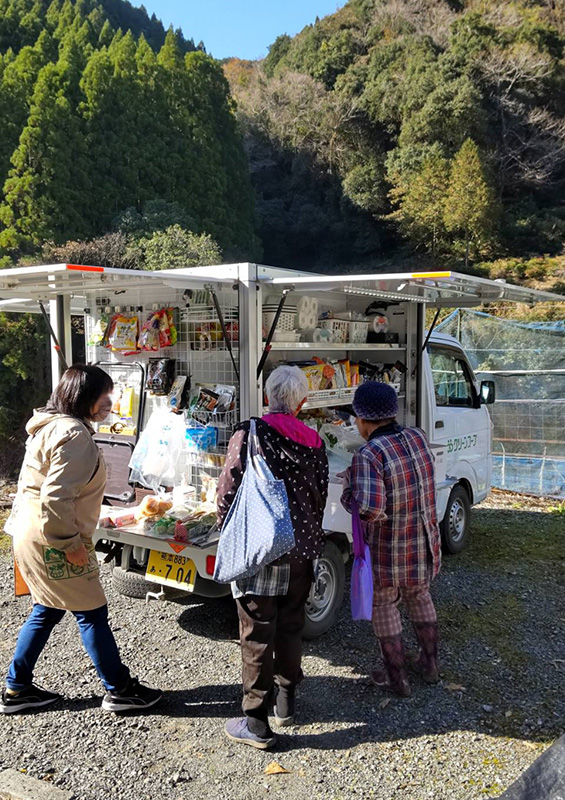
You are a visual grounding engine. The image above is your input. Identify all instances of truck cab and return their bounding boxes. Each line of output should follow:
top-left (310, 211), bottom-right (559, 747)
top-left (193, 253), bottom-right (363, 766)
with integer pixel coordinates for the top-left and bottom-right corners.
top-left (422, 332), bottom-right (495, 553)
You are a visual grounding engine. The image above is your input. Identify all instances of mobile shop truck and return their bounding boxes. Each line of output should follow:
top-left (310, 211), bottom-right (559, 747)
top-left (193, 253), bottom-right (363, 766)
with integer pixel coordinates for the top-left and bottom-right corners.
top-left (2, 264), bottom-right (563, 638)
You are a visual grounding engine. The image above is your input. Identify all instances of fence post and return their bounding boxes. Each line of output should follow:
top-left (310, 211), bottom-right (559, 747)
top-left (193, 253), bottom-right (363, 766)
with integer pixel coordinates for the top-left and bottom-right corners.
top-left (539, 447), bottom-right (547, 495)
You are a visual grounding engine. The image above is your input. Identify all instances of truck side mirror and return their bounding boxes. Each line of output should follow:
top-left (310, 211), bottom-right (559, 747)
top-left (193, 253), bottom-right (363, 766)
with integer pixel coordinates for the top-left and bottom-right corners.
top-left (480, 380), bottom-right (496, 405)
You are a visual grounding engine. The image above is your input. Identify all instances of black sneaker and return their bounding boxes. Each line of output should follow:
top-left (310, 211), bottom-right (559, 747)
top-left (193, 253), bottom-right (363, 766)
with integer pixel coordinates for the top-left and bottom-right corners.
top-left (0, 685), bottom-right (60, 714)
top-left (101, 677), bottom-right (162, 712)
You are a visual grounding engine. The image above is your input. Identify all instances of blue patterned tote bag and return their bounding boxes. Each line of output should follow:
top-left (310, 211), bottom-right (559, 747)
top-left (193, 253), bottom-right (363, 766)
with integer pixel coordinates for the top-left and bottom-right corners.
top-left (213, 419), bottom-right (296, 583)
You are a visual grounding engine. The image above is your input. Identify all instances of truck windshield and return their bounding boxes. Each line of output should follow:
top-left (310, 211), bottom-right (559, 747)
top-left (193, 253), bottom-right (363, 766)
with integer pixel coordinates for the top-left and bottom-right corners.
top-left (429, 346), bottom-right (475, 408)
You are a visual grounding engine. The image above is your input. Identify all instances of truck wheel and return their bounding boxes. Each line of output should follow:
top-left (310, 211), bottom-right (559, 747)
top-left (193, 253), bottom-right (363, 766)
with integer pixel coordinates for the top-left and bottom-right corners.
top-left (303, 541), bottom-right (345, 640)
top-left (111, 565), bottom-right (186, 600)
top-left (441, 485), bottom-right (471, 554)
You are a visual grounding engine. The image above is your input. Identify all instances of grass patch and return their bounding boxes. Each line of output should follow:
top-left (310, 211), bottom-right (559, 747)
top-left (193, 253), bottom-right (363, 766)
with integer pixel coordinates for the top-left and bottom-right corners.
top-left (459, 505), bottom-right (564, 577)
top-left (441, 593), bottom-right (527, 672)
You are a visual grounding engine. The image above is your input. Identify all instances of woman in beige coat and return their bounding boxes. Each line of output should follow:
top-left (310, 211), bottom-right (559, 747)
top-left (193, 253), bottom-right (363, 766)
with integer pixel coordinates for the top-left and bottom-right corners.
top-left (1, 365), bottom-right (161, 714)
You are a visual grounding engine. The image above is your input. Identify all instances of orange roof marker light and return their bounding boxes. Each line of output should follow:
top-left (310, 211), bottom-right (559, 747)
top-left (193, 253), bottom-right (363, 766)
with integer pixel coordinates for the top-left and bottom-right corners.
top-left (66, 264), bottom-right (104, 273)
top-left (410, 271), bottom-right (452, 279)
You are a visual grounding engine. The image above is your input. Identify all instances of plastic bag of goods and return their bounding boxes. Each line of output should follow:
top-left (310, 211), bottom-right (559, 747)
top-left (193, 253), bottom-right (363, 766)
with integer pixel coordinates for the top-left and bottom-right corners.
top-left (129, 408), bottom-right (186, 491)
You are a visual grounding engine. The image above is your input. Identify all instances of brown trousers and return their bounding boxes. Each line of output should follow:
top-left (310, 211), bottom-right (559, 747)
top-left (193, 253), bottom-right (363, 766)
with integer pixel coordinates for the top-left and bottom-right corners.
top-left (235, 560), bottom-right (313, 723)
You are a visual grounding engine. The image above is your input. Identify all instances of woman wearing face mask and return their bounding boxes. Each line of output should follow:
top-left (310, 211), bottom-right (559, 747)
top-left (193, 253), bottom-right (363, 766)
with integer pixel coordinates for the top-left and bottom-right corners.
top-left (1, 365), bottom-right (162, 715)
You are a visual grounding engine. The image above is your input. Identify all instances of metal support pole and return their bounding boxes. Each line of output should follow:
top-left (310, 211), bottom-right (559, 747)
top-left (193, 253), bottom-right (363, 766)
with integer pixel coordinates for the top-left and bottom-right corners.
top-left (412, 307), bottom-right (441, 379)
top-left (415, 304), bottom-right (425, 429)
top-left (208, 286), bottom-right (239, 381)
top-left (238, 264), bottom-right (262, 420)
top-left (39, 300), bottom-right (68, 387)
top-left (257, 289), bottom-right (290, 379)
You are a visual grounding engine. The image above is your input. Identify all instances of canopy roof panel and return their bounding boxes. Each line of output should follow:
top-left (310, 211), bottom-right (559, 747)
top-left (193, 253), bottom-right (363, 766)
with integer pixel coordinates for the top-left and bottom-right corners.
top-left (1, 264), bottom-right (564, 313)
top-left (261, 269), bottom-right (565, 307)
top-left (0, 263), bottom-right (229, 313)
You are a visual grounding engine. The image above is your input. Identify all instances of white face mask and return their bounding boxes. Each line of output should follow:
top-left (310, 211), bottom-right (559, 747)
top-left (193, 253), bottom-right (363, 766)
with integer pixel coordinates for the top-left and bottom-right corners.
top-left (92, 396), bottom-right (112, 423)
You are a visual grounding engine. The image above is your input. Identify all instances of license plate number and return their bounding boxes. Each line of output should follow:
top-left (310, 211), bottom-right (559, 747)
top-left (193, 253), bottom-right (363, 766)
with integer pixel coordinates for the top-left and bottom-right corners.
top-left (145, 550), bottom-right (196, 591)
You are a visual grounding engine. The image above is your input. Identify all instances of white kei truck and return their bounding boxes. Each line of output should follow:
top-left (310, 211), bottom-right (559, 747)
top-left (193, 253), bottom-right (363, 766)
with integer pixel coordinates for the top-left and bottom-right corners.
top-left (1, 263), bottom-right (563, 638)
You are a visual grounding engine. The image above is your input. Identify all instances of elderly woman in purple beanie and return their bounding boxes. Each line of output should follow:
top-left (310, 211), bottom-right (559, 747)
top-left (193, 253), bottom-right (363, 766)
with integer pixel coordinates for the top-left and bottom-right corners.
top-left (341, 381), bottom-right (441, 697)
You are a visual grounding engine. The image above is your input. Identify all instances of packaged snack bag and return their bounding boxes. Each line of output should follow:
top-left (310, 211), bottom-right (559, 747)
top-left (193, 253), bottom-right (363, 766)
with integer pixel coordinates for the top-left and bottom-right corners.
top-left (88, 314), bottom-right (109, 347)
top-left (164, 308), bottom-right (177, 347)
top-left (302, 365), bottom-right (324, 391)
top-left (147, 358), bottom-right (176, 396)
top-left (338, 359), bottom-right (351, 387)
top-left (139, 311), bottom-right (161, 351)
top-left (107, 314), bottom-right (139, 352)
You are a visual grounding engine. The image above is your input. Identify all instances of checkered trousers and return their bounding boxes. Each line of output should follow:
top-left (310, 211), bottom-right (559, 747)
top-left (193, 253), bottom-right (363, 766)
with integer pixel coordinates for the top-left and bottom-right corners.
top-left (372, 584), bottom-right (437, 638)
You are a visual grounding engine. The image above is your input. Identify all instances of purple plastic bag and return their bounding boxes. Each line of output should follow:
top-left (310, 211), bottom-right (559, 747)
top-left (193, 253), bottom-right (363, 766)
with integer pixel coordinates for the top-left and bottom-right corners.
top-left (350, 499), bottom-right (373, 621)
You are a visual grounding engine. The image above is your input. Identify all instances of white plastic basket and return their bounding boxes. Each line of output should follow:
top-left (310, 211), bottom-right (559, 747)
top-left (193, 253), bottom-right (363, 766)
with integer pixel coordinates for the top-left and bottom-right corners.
top-left (348, 321), bottom-right (369, 344)
top-left (339, 387), bottom-right (357, 402)
top-left (320, 319), bottom-right (349, 343)
top-left (262, 310), bottom-right (296, 332)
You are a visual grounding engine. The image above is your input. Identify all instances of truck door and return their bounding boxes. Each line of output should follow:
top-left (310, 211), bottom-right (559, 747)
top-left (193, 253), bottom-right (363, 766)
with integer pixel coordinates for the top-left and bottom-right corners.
top-left (426, 343), bottom-right (491, 502)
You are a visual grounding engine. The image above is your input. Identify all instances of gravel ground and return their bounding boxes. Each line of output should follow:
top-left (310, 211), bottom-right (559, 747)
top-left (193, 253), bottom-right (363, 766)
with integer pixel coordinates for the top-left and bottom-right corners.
top-left (0, 491), bottom-right (563, 800)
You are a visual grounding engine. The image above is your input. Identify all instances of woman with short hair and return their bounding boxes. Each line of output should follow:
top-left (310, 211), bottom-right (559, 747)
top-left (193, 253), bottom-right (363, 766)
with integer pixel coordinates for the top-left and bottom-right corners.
top-left (1, 365), bottom-right (161, 715)
top-left (218, 365), bottom-right (329, 749)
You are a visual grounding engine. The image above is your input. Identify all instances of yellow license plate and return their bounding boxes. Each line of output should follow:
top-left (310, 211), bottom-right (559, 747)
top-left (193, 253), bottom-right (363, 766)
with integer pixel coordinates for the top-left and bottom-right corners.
top-left (145, 550), bottom-right (196, 592)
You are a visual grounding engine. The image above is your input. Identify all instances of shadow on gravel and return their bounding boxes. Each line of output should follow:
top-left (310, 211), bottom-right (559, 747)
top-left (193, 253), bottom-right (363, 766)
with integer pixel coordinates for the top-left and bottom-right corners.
top-left (176, 597), bottom-right (239, 642)
top-left (57, 695), bottom-right (102, 713)
top-left (109, 504), bottom-right (563, 745)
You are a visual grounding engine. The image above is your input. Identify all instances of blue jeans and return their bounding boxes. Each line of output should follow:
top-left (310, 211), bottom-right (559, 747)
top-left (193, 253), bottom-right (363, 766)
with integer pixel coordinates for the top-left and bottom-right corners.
top-left (6, 604), bottom-right (130, 693)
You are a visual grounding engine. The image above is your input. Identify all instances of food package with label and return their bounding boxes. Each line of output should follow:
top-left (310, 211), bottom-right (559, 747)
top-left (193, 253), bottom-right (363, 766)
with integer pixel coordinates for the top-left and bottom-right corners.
top-left (113, 512), bottom-right (137, 528)
top-left (186, 425), bottom-right (218, 452)
top-left (147, 358), bottom-right (176, 396)
top-left (107, 314), bottom-right (139, 352)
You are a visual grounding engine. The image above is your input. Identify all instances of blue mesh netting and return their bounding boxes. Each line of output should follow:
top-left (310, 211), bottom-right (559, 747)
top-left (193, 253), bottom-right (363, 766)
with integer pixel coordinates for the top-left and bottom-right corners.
top-left (437, 309), bottom-right (565, 498)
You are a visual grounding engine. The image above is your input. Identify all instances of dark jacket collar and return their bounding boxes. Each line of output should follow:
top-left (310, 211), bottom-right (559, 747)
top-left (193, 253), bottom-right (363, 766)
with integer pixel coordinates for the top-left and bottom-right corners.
top-left (368, 422), bottom-right (405, 441)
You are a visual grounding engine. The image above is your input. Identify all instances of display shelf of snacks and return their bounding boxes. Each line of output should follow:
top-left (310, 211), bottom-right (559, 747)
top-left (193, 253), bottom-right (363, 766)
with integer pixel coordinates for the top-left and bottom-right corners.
top-left (267, 342), bottom-right (406, 351)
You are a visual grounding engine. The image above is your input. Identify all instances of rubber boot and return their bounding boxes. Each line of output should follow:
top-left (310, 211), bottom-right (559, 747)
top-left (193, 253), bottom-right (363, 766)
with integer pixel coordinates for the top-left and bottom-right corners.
top-left (407, 622), bottom-right (439, 684)
top-left (371, 635), bottom-right (412, 698)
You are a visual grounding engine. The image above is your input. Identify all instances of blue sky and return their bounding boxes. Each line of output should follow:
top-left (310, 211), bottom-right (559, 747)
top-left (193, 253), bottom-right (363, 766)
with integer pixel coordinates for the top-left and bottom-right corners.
top-left (141, 1), bottom-right (342, 60)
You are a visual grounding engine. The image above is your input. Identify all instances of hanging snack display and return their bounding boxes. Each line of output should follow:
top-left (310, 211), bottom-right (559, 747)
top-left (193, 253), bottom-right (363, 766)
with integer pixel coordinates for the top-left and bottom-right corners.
top-left (139, 308), bottom-right (176, 351)
top-left (106, 313), bottom-right (139, 352)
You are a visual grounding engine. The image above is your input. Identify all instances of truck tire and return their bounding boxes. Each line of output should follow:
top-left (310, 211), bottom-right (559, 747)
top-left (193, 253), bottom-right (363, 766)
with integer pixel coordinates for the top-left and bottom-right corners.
top-left (440, 484), bottom-right (471, 554)
top-left (111, 565), bottom-right (186, 600)
top-left (303, 541), bottom-right (345, 640)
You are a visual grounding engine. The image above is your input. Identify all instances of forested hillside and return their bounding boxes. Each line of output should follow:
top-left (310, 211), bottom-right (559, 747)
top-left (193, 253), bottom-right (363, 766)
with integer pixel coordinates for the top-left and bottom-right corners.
top-left (226, 0), bottom-right (565, 276)
top-left (0, 0), bottom-right (259, 263)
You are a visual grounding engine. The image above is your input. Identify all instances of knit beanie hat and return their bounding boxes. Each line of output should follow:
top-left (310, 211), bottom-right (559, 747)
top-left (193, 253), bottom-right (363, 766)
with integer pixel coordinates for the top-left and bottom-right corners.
top-left (352, 381), bottom-right (398, 421)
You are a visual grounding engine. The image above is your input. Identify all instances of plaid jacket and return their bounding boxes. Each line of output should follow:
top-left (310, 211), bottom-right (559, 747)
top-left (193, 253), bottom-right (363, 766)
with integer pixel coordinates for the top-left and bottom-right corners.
top-left (341, 424), bottom-right (441, 587)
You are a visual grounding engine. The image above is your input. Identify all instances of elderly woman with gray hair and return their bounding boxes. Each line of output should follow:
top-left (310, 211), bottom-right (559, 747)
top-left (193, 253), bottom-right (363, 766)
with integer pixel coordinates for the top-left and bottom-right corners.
top-left (217, 365), bottom-right (329, 749)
